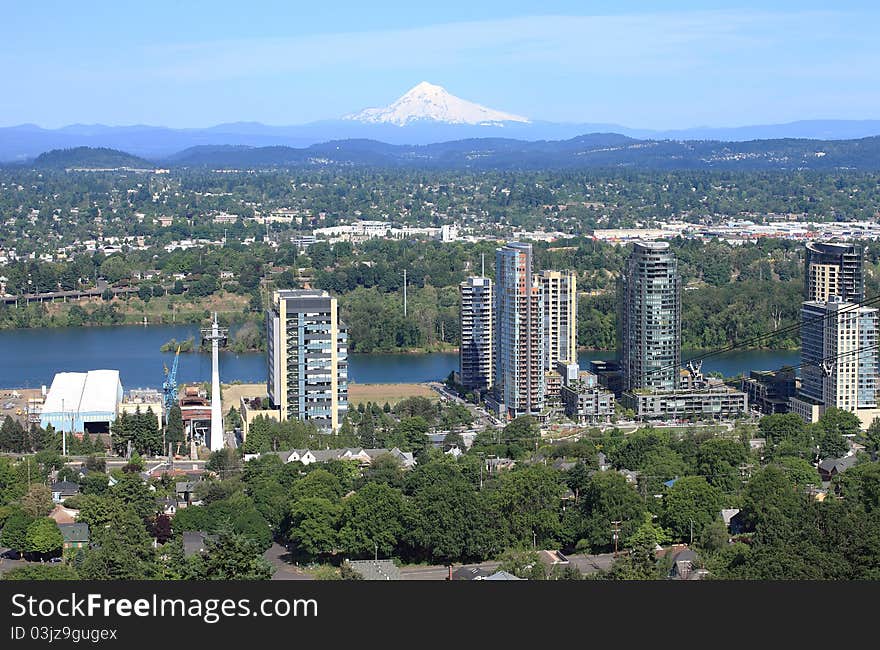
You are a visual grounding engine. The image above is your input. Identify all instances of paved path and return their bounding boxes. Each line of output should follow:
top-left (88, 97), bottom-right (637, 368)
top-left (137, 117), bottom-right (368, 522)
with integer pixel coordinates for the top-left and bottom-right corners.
top-left (264, 542), bottom-right (314, 581)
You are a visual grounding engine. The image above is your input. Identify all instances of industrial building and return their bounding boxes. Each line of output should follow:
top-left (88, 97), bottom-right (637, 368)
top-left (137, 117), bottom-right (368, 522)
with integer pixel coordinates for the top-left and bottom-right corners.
top-left (40, 370), bottom-right (123, 434)
top-left (119, 388), bottom-right (164, 429)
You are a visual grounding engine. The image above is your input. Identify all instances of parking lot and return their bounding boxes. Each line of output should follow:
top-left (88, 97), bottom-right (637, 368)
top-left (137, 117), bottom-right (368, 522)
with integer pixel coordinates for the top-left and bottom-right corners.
top-left (0, 388), bottom-right (43, 426)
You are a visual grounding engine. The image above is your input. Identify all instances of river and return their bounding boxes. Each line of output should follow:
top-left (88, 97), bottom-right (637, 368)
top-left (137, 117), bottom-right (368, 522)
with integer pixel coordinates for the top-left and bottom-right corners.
top-left (0, 324), bottom-right (800, 389)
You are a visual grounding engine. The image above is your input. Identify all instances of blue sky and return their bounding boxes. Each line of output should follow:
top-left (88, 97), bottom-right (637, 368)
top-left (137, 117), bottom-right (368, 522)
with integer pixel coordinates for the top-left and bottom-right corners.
top-left (2, 1), bottom-right (878, 128)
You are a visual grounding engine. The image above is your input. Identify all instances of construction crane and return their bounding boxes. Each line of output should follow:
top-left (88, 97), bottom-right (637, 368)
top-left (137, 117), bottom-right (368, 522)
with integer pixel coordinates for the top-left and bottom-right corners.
top-left (162, 345), bottom-right (181, 419)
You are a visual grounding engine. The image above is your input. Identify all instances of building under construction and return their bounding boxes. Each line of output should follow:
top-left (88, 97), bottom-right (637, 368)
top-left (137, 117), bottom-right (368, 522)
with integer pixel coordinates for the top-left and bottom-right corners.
top-left (178, 385), bottom-right (212, 447)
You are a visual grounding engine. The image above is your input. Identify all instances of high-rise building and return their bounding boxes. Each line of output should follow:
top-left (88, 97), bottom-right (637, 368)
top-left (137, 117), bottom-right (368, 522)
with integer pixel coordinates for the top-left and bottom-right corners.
top-left (619, 241), bottom-right (681, 392)
top-left (266, 289), bottom-right (348, 431)
top-left (538, 270), bottom-right (577, 370)
top-left (494, 242), bottom-right (544, 418)
top-left (799, 298), bottom-right (877, 414)
top-left (459, 276), bottom-right (493, 392)
top-left (804, 242), bottom-right (864, 303)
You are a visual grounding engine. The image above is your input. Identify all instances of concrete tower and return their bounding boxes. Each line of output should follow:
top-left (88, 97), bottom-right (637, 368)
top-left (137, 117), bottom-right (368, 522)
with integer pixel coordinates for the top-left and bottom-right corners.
top-left (494, 242), bottom-right (544, 418)
top-left (202, 313), bottom-right (227, 451)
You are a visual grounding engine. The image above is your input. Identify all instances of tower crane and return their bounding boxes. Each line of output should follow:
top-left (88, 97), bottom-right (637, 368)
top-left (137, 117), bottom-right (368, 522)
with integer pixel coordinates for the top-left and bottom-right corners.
top-left (163, 345), bottom-right (181, 419)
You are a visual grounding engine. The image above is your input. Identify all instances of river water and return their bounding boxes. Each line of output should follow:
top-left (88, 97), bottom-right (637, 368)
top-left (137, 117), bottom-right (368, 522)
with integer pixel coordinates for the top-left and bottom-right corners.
top-left (0, 324), bottom-right (800, 389)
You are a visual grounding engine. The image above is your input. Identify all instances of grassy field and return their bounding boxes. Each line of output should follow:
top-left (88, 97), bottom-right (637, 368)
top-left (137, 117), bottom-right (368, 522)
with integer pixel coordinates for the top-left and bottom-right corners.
top-left (220, 381), bottom-right (437, 414)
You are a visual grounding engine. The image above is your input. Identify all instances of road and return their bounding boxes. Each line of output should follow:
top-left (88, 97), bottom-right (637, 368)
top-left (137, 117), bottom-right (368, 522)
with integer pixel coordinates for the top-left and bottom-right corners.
top-left (264, 542), bottom-right (314, 581)
top-left (427, 382), bottom-right (501, 430)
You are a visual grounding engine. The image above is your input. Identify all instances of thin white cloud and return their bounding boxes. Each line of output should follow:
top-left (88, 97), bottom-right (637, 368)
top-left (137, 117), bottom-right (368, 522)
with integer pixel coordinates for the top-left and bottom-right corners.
top-left (125, 10), bottom-right (851, 82)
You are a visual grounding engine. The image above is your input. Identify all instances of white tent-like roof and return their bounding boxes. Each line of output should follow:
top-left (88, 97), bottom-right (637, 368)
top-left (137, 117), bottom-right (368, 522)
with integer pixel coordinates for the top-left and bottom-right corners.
top-left (42, 370), bottom-right (122, 415)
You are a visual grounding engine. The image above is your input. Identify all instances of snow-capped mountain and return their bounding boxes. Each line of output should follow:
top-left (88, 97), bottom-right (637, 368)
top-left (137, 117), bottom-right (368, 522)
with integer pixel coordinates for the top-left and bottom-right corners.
top-left (344, 81), bottom-right (530, 127)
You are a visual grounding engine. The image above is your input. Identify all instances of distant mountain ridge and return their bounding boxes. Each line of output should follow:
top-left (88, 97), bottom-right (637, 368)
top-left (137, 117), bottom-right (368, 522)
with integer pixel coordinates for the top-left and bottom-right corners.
top-left (7, 132), bottom-right (880, 172)
top-left (2, 79), bottom-right (880, 163)
top-left (32, 146), bottom-right (154, 169)
top-left (165, 133), bottom-right (880, 171)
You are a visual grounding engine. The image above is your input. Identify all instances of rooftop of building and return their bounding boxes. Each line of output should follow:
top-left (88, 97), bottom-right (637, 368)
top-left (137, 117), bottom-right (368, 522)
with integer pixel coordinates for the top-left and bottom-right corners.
top-left (633, 240), bottom-right (671, 251)
top-left (275, 289), bottom-right (330, 299)
top-left (42, 370), bottom-right (121, 415)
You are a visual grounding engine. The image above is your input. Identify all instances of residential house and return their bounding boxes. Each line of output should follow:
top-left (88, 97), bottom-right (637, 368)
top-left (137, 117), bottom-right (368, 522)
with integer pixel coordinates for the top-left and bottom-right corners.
top-left (818, 454), bottom-right (859, 482)
top-left (720, 508), bottom-right (745, 535)
top-left (50, 481), bottom-right (80, 503)
top-left (667, 548), bottom-right (708, 580)
top-left (538, 550), bottom-right (570, 572)
top-left (450, 566), bottom-right (491, 581)
top-left (176, 481), bottom-right (198, 507)
top-left (183, 531), bottom-right (217, 557)
top-left (482, 570), bottom-right (524, 580)
top-left (49, 504), bottom-right (79, 525)
top-left (58, 523), bottom-right (90, 552)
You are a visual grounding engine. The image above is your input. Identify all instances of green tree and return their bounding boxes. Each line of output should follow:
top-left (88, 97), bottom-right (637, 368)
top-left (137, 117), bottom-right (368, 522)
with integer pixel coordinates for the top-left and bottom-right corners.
top-left (286, 497), bottom-right (341, 559)
top-left (20, 484), bottom-right (54, 518)
top-left (609, 519), bottom-right (668, 580)
top-left (0, 511), bottom-right (33, 552)
top-left (661, 476), bottom-right (723, 542)
top-left (578, 471), bottom-right (647, 553)
top-left (2, 564), bottom-right (79, 580)
top-left (408, 469), bottom-right (494, 562)
top-left (166, 405), bottom-right (185, 447)
top-left (338, 482), bottom-right (411, 558)
top-left (774, 456), bottom-right (822, 489)
top-left (185, 529), bottom-right (273, 580)
top-left (816, 408), bottom-right (855, 458)
top-left (25, 518), bottom-right (64, 556)
top-left (740, 466), bottom-right (806, 533)
top-left (78, 507), bottom-right (157, 580)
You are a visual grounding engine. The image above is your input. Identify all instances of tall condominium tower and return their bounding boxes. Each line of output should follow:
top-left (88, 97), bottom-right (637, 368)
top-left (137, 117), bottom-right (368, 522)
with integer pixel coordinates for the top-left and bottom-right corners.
top-left (619, 241), bottom-right (681, 392)
top-left (459, 276), bottom-right (493, 392)
top-left (538, 270), bottom-right (577, 370)
top-left (804, 242), bottom-right (864, 303)
top-left (267, 289), bottom-right (348, 431)
top-left (800, 298), bottom-right (878, 412)
top-left (494, 242), bottom-right (544, 418)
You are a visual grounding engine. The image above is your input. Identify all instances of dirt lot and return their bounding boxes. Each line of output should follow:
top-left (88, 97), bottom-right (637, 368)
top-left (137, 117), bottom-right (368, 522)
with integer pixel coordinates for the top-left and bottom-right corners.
top-left (220, 382), bottom-right (436, 413)
top-left (348, 383), bottom-right (436, 406)
top-left (221, 383), bottom-right (265, 414)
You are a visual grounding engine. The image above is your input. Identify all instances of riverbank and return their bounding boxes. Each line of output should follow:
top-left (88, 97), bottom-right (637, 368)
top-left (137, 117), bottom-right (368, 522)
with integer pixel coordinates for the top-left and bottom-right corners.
top-left (0, 290), bottom-right (251, 330)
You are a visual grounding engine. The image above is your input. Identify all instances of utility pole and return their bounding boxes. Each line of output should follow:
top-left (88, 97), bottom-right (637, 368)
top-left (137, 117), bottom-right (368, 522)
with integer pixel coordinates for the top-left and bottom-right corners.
top-left (689, 518), bottom-right (694, 545)
top-left (611, 520), bottom-right (622, 557)
top-left (481, 252), bottom-right (485, 277)
top-left (61, 398), bottom-right (66, 457)
top-left (403, 269), bottom-right (407, 317)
